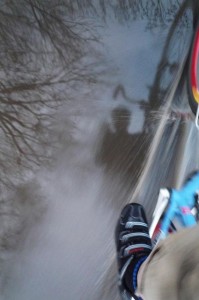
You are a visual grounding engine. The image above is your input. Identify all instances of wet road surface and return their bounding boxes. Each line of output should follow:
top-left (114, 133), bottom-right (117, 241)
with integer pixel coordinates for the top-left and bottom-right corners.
top-left (1, 2), bottom-right (199, 300)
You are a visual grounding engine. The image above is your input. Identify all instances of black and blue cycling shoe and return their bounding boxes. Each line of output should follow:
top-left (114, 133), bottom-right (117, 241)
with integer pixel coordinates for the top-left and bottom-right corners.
top-left (115, 203), bottom-right (152, 300)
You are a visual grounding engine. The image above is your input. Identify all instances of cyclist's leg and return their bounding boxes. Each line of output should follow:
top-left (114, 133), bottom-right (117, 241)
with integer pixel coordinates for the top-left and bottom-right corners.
top-left (139, 224), bottom-right (199, 300)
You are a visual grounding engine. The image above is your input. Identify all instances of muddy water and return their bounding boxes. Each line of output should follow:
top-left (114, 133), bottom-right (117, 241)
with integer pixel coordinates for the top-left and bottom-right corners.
top-left (2, 3), bottom-right (199, 300)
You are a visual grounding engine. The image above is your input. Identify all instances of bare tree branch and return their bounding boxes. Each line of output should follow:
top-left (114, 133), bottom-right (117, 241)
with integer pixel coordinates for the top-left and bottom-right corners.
top-left (0, 0), bottom-right (104, 189)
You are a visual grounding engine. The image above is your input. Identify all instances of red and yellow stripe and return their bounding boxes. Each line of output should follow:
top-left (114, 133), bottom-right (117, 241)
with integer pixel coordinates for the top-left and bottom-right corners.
top-left (191, 27), bottom-right (199, 104)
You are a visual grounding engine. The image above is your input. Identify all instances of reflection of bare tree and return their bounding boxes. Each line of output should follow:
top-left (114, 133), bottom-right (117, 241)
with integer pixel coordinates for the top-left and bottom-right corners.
top-left (68, 0), bottom-right (183, 28)
top-left (0, 180), bottom-right (45, 293)
top-left (0, 0), bottom-right (102, 188)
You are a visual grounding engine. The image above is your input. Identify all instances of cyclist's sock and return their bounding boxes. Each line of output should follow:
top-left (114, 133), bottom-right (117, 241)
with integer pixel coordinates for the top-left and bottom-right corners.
top-left (124, 255), bottom-right (148, 295)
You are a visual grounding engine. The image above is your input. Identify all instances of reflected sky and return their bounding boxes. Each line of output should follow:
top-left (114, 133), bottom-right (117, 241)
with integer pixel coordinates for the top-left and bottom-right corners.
top-left (102, 21), bottom-right (164, 100)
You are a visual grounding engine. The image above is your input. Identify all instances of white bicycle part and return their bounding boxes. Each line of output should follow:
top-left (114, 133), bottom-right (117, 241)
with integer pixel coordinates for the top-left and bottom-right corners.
top-left (149, 188), bottom-right (170, 238)
top-left (195, 104), bottom-right (199, 130)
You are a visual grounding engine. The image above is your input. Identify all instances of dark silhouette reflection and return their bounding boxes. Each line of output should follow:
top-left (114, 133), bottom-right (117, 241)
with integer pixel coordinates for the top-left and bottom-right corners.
top-left (96, 106), bottom-right (150, 205)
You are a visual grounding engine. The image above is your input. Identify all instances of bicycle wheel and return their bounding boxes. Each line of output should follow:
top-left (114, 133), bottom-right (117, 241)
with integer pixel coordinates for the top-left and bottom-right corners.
top-left (148, 0), bottom-right (193, 111)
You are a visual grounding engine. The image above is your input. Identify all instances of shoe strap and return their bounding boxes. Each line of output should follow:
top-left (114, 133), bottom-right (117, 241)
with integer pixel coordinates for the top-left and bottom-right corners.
top-left (121, 232), bottom-right (150, 242)
top-left (124, 244), bottom-right (152, 257)
top-left (125, 221), bottom-right (148, 229)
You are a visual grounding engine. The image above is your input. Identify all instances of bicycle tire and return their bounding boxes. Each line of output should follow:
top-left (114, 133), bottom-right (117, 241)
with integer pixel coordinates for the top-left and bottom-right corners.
top-left (148, 0), bottom-right (193, 110)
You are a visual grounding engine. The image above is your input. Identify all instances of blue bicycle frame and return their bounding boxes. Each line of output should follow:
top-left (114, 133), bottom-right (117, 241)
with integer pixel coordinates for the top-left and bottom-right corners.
top-left (160, 172), bottom-right (199, 237)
